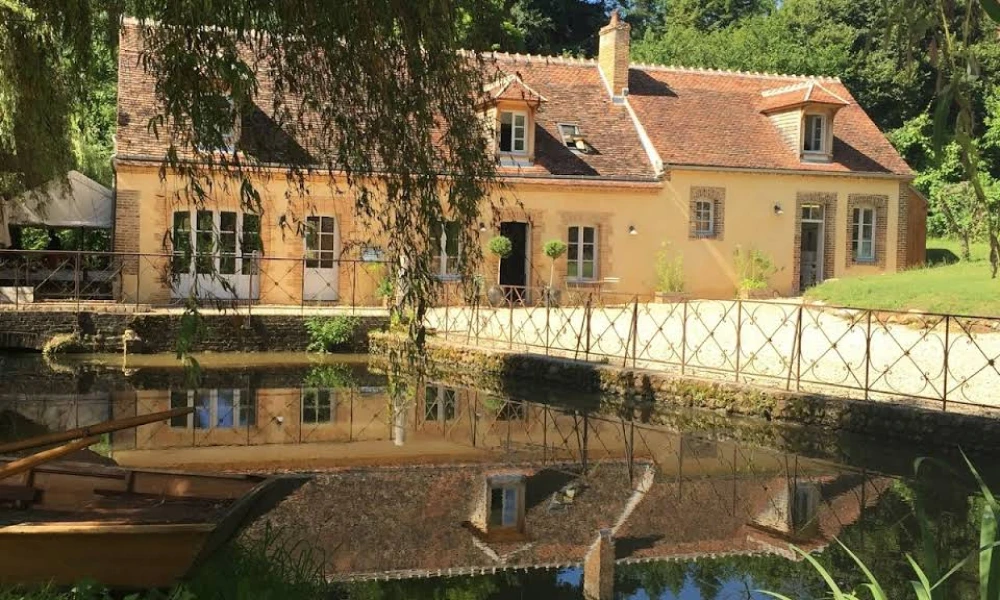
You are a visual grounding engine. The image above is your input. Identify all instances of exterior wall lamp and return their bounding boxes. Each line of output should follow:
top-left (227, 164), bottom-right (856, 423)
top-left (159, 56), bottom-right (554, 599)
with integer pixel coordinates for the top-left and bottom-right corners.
top-left (773, 203), bottom-right (784, 216)
top-left (479, 222), bottom-right (487, 232)
top-left (628, 225), bottom-right (638, 235)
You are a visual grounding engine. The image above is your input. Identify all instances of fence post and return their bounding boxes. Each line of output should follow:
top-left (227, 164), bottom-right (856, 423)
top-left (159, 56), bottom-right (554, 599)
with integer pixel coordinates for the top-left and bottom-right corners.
top-left (74, 251), bottom-right (81, 312)
top-left (680, 300), bottom-right (688, 375)
top-left (625, 296), bottom-right (638, 369)
top-left (134, 253), bottom-right (140, 311)
top-left (443, 284), bottom-right (450, 341)
top-left (351, 260), bottom-right (357, 315)
top-left (300, 257), bottom-right (306, 315)
top-left (247, 252), bottom-right (255, 320)
top-left (786, 304), bottom-right (803, 391)
top-left (584, 293), bottom-right (593, 361)
top-left (544, 288), bottom-right (551, 355)
top-left (864, 310), bottom-right (872, 401)
top-left (942, 315), bottom-right (950, 412)
top-left (508, 294), bottom-right (514, 350)
top-left (734, 299), bottom-right (743, 381)
top-left (795, 304), bottom-right (803, 392)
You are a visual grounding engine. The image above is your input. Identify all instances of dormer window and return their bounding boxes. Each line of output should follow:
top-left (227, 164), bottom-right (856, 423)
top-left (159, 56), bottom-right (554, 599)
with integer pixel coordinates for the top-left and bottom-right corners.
top-left (499, 111), bottom-right (527, 154)
top-left (558, 123), bottom-right (581, 147)
top-left (803, 114), bottom-right (826, 154)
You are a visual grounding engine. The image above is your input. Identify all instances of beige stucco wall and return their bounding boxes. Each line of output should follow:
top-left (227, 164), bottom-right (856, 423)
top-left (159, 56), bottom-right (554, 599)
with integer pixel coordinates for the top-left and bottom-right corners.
top-left (115, 162), bottom-right (907, 303)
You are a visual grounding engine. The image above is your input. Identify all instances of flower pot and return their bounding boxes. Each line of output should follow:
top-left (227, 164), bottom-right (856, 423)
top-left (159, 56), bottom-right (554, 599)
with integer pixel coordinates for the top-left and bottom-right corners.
top-left (486, 284), bottom-right (506, 307)
top-left (738, 288), bottom-right (773, 300)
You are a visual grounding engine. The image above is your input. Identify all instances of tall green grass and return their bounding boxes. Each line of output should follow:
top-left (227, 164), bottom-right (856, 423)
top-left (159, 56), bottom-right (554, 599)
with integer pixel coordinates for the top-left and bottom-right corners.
top-left (761, 452), bottom-right (1000, 600)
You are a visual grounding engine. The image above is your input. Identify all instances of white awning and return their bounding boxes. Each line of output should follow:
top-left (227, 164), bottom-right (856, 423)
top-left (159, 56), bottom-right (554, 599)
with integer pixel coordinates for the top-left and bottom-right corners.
top-left (8, 171), bottom-right (113, 228)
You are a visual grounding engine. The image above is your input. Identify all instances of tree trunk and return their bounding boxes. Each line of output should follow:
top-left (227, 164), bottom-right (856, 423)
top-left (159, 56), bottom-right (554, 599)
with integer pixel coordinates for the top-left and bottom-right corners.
top-left (991, 232), bottom-right (1000, 279)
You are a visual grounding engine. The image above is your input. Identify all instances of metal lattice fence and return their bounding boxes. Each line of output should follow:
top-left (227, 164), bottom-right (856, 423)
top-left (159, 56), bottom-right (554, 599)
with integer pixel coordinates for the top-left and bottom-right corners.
top-left (428, 286), bottom-right (1000, 413)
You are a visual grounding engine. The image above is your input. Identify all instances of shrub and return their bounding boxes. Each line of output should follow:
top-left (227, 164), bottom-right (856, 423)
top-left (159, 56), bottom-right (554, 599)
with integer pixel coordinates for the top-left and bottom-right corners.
top-left (487, 235), bottom-right (512, 259)
top-left (543, 240), bottom-right (568, 288)
top-left (733, 245), bottom-right (777, 292)
top-left (305, 316), bottom-right (361, 353)
top-left (654, 243), bottom-right (685, 293)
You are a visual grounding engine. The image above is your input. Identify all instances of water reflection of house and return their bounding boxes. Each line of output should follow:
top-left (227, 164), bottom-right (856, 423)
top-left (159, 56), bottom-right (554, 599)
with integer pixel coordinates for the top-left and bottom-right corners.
top-left (253, 460), bottom-right (891, 584)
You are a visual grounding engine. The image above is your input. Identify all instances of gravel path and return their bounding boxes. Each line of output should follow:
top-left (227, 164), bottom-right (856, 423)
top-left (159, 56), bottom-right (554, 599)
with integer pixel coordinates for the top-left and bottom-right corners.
top-left (426, 300), bottom-right (1000, 413)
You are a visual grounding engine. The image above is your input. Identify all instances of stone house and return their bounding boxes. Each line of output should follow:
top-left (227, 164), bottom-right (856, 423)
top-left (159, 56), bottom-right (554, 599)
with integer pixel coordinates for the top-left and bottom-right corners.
top-left (113, 13), bottom-right (922, 304)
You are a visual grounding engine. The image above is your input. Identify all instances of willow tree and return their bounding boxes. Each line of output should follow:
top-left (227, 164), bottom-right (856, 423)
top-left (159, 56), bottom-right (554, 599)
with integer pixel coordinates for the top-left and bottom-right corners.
top-left (1, 0), bottom-right (502, 345)
top-left (886, 0), bottom-right (1000, 276)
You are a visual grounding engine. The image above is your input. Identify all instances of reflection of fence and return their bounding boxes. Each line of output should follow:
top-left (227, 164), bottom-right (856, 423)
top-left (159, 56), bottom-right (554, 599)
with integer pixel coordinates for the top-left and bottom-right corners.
top-left (0, 249), bottom-right (388, 311)
top-left (427, 286), bottom-right (1000, 413)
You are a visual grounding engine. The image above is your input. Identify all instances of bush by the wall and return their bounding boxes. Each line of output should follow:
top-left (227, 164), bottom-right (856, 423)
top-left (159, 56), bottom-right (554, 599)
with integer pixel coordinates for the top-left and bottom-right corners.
top-left (305, 316), bottom-right (361, 353)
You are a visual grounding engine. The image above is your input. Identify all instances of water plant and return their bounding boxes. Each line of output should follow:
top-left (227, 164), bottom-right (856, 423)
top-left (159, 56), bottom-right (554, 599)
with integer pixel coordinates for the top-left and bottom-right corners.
top-left (760, 452), bottom-right (1000, 600)
top-left (305, 316), bottom-right (361, 353)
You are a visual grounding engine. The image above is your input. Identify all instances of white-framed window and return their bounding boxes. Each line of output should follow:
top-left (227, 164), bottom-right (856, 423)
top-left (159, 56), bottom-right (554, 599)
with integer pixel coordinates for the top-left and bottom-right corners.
top-left (567, 225), bottom-right (597, 281)
top-left (301, 388), bottom-right (335, 424)
top-left (499, 111), bottom-right (528, 154)
top-left (305, 216), bottom-right (337, 269)
top-left (852, 207), bottom-right (876, 263)
top-left (169, 389), bottom-right (255, 429)
top-left (431, 221), bottom-right (461, 278)
top-left (800, 204), bottom-right (824, 222)
top-left (172, 209), bottom-right (262, 276)
top-left (803, 114), bottom-right (826, 153)
top-left (693, 200), bottom-right (715, 237)
top-left (424, 385), bottom-right (457, 422)
top-left (557, 123), bottom-right (581, 148)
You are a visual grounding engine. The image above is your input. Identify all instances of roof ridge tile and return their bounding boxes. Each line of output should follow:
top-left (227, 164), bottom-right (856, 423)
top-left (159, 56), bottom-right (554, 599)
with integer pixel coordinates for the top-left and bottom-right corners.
top-left (632, 61), bottom-right (841, 82)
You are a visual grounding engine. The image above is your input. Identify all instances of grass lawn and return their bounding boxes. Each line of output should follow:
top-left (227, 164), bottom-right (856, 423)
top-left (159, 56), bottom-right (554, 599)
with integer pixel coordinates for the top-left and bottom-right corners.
top-left (804, 237), bottom-right (1000, 316)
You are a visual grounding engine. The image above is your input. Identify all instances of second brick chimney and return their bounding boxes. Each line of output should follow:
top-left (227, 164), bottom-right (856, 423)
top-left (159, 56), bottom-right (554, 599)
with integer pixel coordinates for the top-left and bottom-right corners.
top-left (598, 10), bottom-right (631, 101)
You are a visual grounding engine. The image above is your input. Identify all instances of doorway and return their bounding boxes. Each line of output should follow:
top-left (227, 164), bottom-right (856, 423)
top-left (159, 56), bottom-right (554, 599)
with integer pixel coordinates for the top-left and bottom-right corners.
top-left (499, 221), bottom-right (529, 302)
top-left (303, 215), bottom-right (339, 302)
top-left (799, 205), bottom-right (825, 290)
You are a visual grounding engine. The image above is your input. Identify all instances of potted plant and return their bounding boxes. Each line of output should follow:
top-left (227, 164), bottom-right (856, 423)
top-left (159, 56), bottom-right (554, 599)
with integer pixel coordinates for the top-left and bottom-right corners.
top-left (542, 239), bottom-right (567, 306)
top-left (486, 235), bottom-right (512, 306)
top-left (734, 245), bottom-right (778, 299)
top-left (654, 242), bottom-right (687, 303)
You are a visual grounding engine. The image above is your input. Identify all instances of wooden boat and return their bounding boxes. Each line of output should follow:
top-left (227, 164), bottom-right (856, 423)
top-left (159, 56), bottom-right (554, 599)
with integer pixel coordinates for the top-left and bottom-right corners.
top-left (0, 457), bottom-right (306, 588)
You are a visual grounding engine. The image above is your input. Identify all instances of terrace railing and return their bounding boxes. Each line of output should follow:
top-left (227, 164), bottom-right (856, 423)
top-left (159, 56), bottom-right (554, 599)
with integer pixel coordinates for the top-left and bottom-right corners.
top-left (0, 249), bottom-right (389, 313)
top-left (428, 285), bottom-right (1000, 414)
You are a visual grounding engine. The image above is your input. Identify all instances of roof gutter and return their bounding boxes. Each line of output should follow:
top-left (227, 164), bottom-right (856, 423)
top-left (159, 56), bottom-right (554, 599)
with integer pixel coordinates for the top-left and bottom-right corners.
top-left (668, 163), bottom-right (914, 181)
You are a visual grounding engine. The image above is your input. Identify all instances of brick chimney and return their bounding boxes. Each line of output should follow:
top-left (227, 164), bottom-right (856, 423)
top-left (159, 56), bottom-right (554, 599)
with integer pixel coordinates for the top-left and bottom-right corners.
top-left (598, 9), bottom-right (631, 101)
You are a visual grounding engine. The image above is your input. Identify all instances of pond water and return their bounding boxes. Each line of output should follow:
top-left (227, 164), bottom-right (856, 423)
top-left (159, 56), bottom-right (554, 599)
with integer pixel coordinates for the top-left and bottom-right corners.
top-left (0, 351), bottom-right (996, 599)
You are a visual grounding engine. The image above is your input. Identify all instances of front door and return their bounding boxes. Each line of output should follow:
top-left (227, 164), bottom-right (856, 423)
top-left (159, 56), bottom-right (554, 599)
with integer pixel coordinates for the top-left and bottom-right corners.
top-left (799, 205), bottom-right (825, 290)
top-left (499, 221), bottom-right (528, 302)
top-left (303, 216), bottom-right (339, 302)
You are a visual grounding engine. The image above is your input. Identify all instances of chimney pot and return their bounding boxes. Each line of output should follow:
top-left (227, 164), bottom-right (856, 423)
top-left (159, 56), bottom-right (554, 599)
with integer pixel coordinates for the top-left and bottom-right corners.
top-left (598, 10), bottom-right (631, 100)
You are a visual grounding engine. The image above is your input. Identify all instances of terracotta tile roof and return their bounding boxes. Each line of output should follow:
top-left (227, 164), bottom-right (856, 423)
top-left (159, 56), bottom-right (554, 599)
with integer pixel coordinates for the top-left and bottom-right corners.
top-left (627, 66), bottom-right (912, 176)
top-left (116, 24), bottom-right (910, 180)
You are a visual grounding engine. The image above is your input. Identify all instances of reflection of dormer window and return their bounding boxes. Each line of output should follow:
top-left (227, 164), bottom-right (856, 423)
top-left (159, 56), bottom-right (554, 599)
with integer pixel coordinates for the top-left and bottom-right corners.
top-left (803, 114), bottom-right (826, 154)
top-left (499, 111), bottom-right (528, 154)
top-left (490, 486), bottom-right (519, 527)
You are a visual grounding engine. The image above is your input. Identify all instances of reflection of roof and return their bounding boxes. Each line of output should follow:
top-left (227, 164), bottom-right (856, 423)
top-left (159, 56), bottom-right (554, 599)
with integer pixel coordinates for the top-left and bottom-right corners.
top-left (251, 461), bottom-right (891, 580)
top-left (251, 462), bottom-right (638, 579)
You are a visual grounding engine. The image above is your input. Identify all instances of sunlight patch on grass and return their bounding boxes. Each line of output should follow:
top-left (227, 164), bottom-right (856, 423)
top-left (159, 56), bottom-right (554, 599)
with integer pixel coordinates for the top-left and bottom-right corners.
top-left (805, 238), bottom-right (1000, 316)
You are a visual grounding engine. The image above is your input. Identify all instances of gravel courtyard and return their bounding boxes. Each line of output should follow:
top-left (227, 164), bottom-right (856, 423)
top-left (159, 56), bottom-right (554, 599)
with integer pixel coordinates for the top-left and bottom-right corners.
top-left (426, 300), bottom-right (1000, 413)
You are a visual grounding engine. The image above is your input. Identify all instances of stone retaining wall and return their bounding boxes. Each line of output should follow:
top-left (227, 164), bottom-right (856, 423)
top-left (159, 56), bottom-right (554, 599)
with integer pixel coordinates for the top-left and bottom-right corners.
top-left (0, 311), bottom-right (388, 354)
top-left (370, 332), bottom-right (1000, 453)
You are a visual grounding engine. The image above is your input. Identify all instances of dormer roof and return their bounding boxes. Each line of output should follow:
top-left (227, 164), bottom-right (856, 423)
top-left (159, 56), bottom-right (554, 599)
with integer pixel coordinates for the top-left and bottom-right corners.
top-left (483, 73), bottom-right (548, 105)
top-left (758, 81), bottom-right (851, 114)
